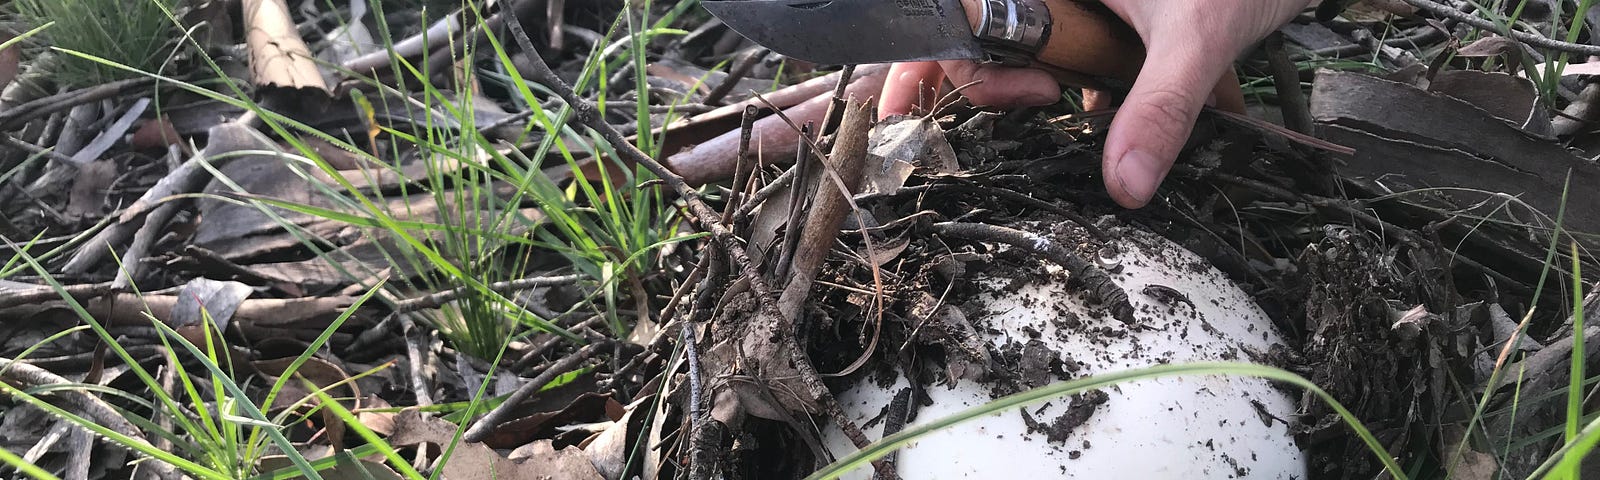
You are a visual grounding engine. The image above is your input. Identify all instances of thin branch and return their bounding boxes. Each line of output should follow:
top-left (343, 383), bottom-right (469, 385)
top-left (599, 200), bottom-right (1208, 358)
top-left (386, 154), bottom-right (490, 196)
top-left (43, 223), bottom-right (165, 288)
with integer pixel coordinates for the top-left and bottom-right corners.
top-left (390, 274), bottom-right (588, 314)
top-left (462, 340), bottom-right (610, 442)
top-left (1401, 0), bottom-right (1600, 56)
top-left (931, 222), bottom-right (1136, 324)
top-left (0, 282), bottom-right (120, 309)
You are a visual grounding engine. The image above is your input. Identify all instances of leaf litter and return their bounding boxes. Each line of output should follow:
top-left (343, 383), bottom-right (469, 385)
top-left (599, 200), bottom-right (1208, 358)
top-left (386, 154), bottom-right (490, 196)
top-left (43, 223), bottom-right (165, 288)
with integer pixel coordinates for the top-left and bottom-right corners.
top-left (1, 1), bottom-right (1600, 479)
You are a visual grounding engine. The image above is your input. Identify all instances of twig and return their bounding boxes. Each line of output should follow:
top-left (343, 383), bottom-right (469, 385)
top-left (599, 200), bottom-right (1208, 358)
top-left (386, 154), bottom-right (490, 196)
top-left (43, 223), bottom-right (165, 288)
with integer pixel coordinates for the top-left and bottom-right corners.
top-left (1400, 0), bottom-right (1600, 55)
top-left (776, 101), bottom-right (874, 322)
top-left (682, 321), bottom-right (705, 479)
top-left (1, 134), bottom-right (76, 165)
top-left (1266, 32), bottom-right (1314, 134)
top-left (403, 320), bottom-right (435, 407)
top-left (775, 124), bottom-right (816, 280)
top-left (463, 340), bottom-right (610, 442)
top-left (114, 199), bottom-right (181, 289)
top-left (180, 245), bottom-right (275, 284)
top-left (512, 315), bottom-right (607, 372)
top-left (721, 106), bottom-right (759, 224)
top-left (703, 48), bottom-right (768, 106)
top-left (733, 163), bottom-right (797, 221)
top-left (0, 78), bottom-right (154, 132)
top-left (0, 357), bottom-right (181, 479)
top-left (658, 254), bottom-right (711, 326)
top-left (961, 182), bottom-right (1109, 241)
top-left (931, 222), bottom-right (1136, 324)
top-left (0, 281), bottom-right (121, 309)
top-left (390, 274), bottom-right (587, 314)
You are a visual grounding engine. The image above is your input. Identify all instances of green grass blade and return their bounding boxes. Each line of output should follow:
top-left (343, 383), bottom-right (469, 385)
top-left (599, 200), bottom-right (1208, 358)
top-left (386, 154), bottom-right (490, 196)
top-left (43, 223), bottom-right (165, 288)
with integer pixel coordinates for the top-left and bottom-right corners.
top-left (0, 445), bottom-right (64, 480)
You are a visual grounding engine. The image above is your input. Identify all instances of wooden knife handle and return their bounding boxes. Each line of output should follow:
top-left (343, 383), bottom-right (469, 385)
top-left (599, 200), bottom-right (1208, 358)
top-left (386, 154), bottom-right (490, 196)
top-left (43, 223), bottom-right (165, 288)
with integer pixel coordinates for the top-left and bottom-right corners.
top-left (960, 0), bottom-right (1146, 88)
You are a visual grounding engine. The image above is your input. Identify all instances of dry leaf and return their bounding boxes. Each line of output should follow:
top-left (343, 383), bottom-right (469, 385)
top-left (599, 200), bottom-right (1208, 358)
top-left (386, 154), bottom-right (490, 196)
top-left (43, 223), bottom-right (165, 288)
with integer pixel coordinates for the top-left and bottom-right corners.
top-left (388, 410), bottom-right (603, 480)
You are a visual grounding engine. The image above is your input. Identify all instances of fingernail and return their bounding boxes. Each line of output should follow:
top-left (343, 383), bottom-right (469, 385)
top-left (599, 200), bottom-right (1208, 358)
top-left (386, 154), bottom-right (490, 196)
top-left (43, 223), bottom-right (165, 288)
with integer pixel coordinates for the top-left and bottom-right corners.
top-left (1116, 150), bottom-right (1164, 206)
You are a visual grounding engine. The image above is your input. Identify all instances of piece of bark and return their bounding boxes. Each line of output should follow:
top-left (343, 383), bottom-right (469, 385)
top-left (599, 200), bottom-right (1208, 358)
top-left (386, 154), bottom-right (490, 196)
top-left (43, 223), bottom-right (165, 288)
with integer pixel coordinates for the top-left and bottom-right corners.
top-left (242, 0), bottom-right (328, 92)
top-left (1310, 70), bottom-right (1600, 236)
top-left (775, 99), bottom-right (873, 321)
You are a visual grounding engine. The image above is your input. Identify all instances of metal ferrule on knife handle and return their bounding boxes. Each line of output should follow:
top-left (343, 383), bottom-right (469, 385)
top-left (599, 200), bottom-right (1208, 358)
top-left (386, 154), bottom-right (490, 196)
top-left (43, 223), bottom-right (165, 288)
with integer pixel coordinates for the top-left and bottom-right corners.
top-left (965, 0), bottom-right (1145, 88)
top-left (975, 0), bottom-right (1050, 65)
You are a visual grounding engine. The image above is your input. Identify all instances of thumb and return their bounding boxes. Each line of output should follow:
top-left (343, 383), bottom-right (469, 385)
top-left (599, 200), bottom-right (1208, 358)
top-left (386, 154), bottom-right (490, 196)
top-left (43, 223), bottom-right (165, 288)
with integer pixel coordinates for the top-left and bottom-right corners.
top-left (1102, 41), bottom-right (1232, 208)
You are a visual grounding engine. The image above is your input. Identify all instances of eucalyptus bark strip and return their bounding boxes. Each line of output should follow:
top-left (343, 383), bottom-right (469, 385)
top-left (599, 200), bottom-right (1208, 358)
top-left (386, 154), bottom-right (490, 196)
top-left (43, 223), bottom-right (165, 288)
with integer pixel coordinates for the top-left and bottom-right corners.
top-left (776, 99), bottom-right (874, 322)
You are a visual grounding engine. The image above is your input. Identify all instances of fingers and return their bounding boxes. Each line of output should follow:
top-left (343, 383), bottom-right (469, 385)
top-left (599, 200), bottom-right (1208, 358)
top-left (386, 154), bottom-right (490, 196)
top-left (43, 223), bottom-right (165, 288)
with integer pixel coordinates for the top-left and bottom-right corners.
top-left (1102, 39), bottom-right (1233, 209)
top-left (879, 62), bottom-right (945, 119)
top-left (937, 60), bottom-right (1061, 109)
top-left (1210, 69), bottom-right (1246, 114)
top-left (1082, 88), bottom-right (1113, 111)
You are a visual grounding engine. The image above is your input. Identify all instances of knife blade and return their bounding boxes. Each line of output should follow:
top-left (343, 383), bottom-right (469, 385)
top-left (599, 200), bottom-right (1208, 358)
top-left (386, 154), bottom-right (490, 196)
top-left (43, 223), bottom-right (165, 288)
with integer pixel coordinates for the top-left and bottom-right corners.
top-left (702, 0), bottom-right (1147, 88)
top-left (701, 0), bottom-right (986, 65)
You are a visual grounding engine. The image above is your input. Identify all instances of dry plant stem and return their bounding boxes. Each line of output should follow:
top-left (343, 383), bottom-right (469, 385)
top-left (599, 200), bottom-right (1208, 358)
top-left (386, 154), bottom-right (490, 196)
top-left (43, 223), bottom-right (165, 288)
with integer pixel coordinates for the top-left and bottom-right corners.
top-left (389, 273), bottom-right (586, 314)
top-left (734, 164), bottom-right (797, 221)
top-left (820, 66), bottom-right (857, 135)
top-left (0, 282), bottom-right (119, 309)
top-left (720, 106), bottom-right (760, 224)
top-left (777, 101), bottom-right (873, 322)
top-left (1266, 32), bottom-right (1313, 135)
top-left (2, 133), bottom-right (77, 165)
top-left (703, 49), bottom-right (767, 106)
top-left (1400, 0), bottom-right (1600, 55)
top-left (513, 315), bottom-right (607, 372)
top-left (776, 125), bottom-right (816, 280)
top-left (667, 66), bottom-right (888, 184)
top-left (682, 321), bottom-right (706, 479)
top-left (114, 201), bottom-right (182, 288)
top-left (342, 13), bottom-right (461, 73)
top-left (403, 320), bottom-right (435, 406)
top-left (0, 357), bottom-right (181, 479)
top-left (462, 340), bottom-right (611, 442)
top-left (931, 222), bottom-right (1136, 323)
top-left (505, 18), bottom-right (890, 477)
top-left (659, 254), bottom-right (711, 325)
top-left (546, 0), bottom-right (566, 50)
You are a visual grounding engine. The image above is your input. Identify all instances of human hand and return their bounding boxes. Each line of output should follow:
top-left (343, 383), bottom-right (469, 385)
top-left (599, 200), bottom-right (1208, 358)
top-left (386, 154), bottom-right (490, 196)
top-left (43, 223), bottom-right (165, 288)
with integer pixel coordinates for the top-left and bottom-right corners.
top-left (878, 0), bottom-right (1315, 208)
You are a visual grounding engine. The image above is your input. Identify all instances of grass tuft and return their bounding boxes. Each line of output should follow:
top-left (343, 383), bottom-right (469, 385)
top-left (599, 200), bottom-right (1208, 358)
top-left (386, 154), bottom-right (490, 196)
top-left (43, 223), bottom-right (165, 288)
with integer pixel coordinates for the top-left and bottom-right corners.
top-left (13, 0), bottom-right (179, 87)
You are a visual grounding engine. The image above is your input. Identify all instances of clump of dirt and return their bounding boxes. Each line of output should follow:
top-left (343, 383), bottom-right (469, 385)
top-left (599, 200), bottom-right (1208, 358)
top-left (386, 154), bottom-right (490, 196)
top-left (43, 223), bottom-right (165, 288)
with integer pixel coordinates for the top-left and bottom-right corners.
top-left (1021, 390), bottom-right (1111, 445)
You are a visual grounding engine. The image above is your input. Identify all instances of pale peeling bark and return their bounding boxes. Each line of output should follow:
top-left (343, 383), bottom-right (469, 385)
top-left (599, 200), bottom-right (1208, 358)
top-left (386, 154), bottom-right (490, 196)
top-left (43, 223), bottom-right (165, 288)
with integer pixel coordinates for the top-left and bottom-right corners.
top-left (242, 0), bottom-right (328, 92)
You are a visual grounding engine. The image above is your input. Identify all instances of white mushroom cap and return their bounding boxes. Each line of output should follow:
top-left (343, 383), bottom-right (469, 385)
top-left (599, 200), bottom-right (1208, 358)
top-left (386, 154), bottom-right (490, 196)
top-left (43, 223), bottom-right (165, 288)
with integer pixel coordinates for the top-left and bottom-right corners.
top-left (824, 227), bottom-right (1306, 479)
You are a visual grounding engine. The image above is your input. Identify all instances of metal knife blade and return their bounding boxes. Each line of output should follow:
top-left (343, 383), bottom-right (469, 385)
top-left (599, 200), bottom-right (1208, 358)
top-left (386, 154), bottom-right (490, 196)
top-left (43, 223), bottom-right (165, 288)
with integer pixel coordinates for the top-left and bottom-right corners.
top-left (701, 0), bottom-right (986, 65)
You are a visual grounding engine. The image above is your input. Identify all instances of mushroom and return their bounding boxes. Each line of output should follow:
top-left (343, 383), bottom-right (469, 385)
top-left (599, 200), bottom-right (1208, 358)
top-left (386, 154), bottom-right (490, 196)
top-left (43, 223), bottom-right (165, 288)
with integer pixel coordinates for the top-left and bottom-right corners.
top-left (824, 226), bottom-right (1306, 479)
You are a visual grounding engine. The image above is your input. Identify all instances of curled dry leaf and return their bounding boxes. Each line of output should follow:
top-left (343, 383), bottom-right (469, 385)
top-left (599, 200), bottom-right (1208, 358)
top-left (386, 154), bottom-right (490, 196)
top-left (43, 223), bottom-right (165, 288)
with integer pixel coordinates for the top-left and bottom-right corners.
top-left (242, 0), bottom-right (329, 92)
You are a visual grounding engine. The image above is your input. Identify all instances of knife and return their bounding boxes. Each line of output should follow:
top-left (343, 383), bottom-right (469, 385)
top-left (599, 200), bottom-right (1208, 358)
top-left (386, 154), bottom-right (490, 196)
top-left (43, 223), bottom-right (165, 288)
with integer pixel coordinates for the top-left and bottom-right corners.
top-left (701, 0), bottom-right (1147, 89)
